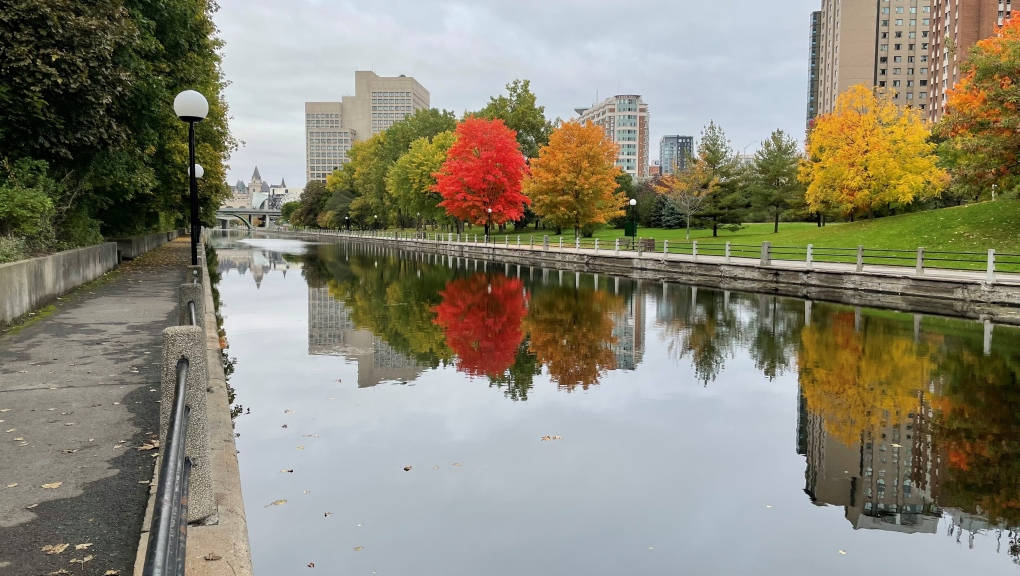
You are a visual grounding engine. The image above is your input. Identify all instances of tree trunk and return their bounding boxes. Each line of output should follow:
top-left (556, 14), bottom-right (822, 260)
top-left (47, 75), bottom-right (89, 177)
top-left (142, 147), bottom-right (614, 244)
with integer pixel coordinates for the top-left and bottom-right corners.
top-left (774, 211), bottom-right (780, 234)
top-left (686, 210), bottom-right (692, 240)
top-left (712, 219), bottom-right (718, 237)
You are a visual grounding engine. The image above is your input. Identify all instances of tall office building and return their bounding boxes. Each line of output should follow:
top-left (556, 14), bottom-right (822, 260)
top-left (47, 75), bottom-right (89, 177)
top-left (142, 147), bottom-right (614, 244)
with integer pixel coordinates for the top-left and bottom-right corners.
top-left (807, 11), bottom-right (823, 127)
top-left (574, 95), bottom-right (650, 180)
top-left (815, 0), bottom-right (933, 117)
top-left (305, 102), bottom-right (354, 183)
top-left (929, 0), bottom-right (1013, 122)
top-left (659, 135), bottom-right (694, 176)
top-left (305, 71), bottom-right (429, 182)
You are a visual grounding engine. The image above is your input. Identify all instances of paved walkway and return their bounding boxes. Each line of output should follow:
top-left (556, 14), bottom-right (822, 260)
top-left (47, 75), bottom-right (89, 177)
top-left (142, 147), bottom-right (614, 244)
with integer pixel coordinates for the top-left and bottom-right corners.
top-left (0, 239), bottom-right (188, 576)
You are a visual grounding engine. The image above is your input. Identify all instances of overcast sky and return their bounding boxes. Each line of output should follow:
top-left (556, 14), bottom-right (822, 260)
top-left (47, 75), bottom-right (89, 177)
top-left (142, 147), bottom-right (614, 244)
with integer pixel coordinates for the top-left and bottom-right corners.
top-left (215, 0), bottom-right (819, 189)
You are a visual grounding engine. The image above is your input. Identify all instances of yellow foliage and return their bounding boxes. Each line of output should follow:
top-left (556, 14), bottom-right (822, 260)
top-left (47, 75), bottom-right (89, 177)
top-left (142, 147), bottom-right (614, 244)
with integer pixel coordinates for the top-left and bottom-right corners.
top-left (523, 121), bottom-right (626, 235)
top-left (799, 85), bottom-right (948, 216)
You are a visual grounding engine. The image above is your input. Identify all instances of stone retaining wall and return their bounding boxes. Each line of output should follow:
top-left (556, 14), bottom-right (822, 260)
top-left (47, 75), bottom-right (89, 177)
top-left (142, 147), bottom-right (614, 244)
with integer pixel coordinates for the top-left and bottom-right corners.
top-left (114, 229), bottom-right (184, 261)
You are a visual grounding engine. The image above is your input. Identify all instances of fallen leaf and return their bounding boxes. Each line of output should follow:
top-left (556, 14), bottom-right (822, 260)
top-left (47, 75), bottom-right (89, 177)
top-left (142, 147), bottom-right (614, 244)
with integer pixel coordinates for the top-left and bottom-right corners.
top-left (296, 445), bottom-right (304, 450)
top-left (41, 482), bottom-right (62, 489)
top-left (838, 550), bottom-right (847, 555)
top-left (307, 562), bottom-right (316, 568)
top-left (403, 465), bottom-right (412, 472)
top-left (14, 437), bottom-right (24, 441)
top-left (891, 443), bottom-right (903, 448)
top-left (302, 433), bottom-right (319, 438)
top-left (432, 465), bottom-right (440, 471)
top-left (265, 499), bottom-right (287, 508)
top-left (281, 469), bottom-right (294, 474)
top-left (137, 443), bottom-right (157, 451)
top-left (324, 512), bottom-right (334, 518)
top-left (48, 570), bottom-right (71, 575)
top-left (26, 503), bottom-right (38, 509)
top-left (74, 543), bottom-right (92, 551)
top-left (5, 429), bottom-right (14, 433)
top-left (203, 553), bottom-right (223, 561)
top-left (352, 546), bottom-right (364, 552)
top-left (451, 462), bottom-right (462, 467)
top-left (281, 424), bottom-right (288, 429)
top-left (42, 543), bottom-right (69, 555)
top-left (104, 571), bottom-right (121, 575)
top-left (6, 483), bottom-right (17, 488)
top-left (284, 409), bottom-right (293, 414)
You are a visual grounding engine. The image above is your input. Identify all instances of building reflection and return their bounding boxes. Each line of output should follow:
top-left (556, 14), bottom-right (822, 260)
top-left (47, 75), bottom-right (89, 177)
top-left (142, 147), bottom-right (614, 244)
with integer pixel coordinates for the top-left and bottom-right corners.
top-left (217, 246), bottom-right (302, 289)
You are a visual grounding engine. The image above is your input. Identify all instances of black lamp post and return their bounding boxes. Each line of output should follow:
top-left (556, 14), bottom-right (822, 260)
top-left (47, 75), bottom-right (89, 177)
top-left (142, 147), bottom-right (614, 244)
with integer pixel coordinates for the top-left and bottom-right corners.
top-left (485, 207), bottom-right (492, 239)
top-left (173, 90), bottom-right (209, 265)
top-left (628, 198), bottom-right (638, 240)
top-left (345, 215), bottom-right (350, 231)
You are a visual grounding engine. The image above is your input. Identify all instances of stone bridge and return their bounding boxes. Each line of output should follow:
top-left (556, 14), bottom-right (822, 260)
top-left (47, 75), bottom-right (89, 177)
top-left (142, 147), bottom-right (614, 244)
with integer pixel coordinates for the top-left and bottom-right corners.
top-left (215, 208), bottom-right (281, 230)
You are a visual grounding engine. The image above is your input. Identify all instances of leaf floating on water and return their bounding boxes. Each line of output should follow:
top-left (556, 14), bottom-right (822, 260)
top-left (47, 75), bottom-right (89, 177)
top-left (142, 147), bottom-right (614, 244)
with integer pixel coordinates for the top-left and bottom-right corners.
top-left (204, 553), bottom-right (223, 561)
top-left (284, 409), bottom-right (293, 415)
top-left (265, 499), bottom-right (287, 508)
top-left (838, 550), bottom-right (847, 555)
top-left (352, 546), bottom-right (364, 552)
top-left (281, 424), bottom-right (288, 429)
top-left (302, 433), bottom-right (319, 439)
top-left (450, 462), bottom-right (462, 467)
top-left (432, 465), bottom-right (440, 471)
top-left (540, 435), bottom-right (563, 441)
top-left (403, 465), bottom-right (412, 472)
top-left (281, 469), bottom-right (294, 474)
top-left (41, 482), bottom-right (62, 489)
top-left (324, 512), bottom-right (334, 518)
top-left (42, 543), bottom-right (69, 555)
top-left (296, 445), bottom-right (305, 451)
top-left (74, 543), bottom-right (92, 550)
top-left (307, 562), bottom-right (316, 568)
top-left (890, 443), bottom-right (903, 448)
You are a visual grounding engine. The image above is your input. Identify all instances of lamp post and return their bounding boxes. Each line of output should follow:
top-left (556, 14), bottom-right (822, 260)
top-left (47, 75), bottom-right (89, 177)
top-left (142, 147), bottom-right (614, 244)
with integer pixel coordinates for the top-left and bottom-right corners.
top-left (486, 208), bottom-right (492, 239)
top-left (345, 215), bottom-right (350, 231)
top-left (992, 183), bottom-right (998, 201)
top-left (174, 90), bottom-right (209, 265)
top-left (628, 198), bottom-right (638, 240)
top-left (373, 214), bottom-right (378, 230)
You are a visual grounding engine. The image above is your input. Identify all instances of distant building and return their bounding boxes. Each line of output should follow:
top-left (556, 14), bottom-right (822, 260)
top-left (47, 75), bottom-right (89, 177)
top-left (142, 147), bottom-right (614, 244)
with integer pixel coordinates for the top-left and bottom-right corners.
top-left (808, 11), bottom-right (822, 127)
top-left (814, 0), bottom-right (932, 116)
top-left (659, 135), bottom-right (694, 176)
top-left (574, 95), bottom-right (650, 180)
top-left (648, 162), bottom-right (661, 178)
top-left (305, 71), bottom-right (430, 182)
top-left (222, 167), bottom-right (293, 210)
top-left (929, 0), bottom-right (1013, 122)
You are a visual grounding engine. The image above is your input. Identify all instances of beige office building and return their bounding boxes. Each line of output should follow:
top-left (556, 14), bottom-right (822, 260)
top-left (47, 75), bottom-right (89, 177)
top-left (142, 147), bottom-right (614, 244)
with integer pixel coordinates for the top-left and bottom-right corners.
top-left (929, 0), bottom-right (1013, 122)
top-left (305, 71), bottom-right (429, 182)
top-left (574, 95), bottom-right (650, 180)
top-left (815, 0), bottom-right (933, 117)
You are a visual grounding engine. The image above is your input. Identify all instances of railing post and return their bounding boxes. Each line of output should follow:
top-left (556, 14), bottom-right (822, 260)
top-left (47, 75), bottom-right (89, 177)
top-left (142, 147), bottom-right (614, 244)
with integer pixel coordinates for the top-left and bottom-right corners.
top-left (543, 235), bottom-right (549, 250)
top-left (614, 238), bottom-right (620, 254)
top-left (505, 235), bottom-right (509, 247)
top-left (760, 241), bottom-right (772, 266)
top-left (575, 237), bottom-right (581, 249)
top-left (725, 242), bottom-right (731, 264)
top-left (178, 284), bottom-right (204, 327)
top-left (517, 235), bottom-right (521, 247)
top-left (663, 239), bottom-right (669, 256)
top-left (806, 244), bottom-right (813, 271)
top-left (692, 241), bottom-right (697, 261)
top-left (559, 236), bottom-right (563, 249)
top-left (530, 235), bottom-right (534, 248)
top-left (987, 249), bottom-right (996, 284)
top-left (638, 238), bottom-right (644, 257)
top-left (159, 326), bottom-right (213, 521)
top-left (856, 246), bottom-right (864, 272)
top-left (594, 238), bottom-right (600, 252)
top-left (916, 247), bottom-right (925, 275)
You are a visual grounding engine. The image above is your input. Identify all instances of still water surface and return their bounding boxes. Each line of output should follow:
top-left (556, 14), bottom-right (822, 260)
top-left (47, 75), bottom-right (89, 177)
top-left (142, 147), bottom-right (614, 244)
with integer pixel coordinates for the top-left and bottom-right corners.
top-left (211, 234), bottom-right (1020, 575)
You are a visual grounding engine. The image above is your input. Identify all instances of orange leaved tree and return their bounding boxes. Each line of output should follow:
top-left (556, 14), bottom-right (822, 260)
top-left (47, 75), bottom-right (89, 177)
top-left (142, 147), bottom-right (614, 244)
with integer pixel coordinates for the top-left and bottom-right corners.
top-left (799, 84), bottom-right (947, 219)
top-left (433, 117), bottom-right (529, 236)
top-left (523, 121), bottom-right (626, 237)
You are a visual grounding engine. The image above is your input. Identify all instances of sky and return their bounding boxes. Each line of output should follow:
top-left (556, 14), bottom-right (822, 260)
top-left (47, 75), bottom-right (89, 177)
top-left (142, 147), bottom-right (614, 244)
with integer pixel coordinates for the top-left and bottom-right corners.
top-left (215, 0), bottom-right (819, 190)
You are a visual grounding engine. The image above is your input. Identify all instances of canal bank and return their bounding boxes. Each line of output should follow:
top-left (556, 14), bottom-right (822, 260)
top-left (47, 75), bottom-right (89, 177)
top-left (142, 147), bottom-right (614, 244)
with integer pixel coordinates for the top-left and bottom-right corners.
top-left (256, 229), bottom-right (1020, 326)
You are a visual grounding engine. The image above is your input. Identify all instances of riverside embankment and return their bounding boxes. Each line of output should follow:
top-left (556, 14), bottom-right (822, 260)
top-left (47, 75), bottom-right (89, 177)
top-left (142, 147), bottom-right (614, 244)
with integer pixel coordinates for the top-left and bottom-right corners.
top-left (260, 228), bottom-right (1020, 325)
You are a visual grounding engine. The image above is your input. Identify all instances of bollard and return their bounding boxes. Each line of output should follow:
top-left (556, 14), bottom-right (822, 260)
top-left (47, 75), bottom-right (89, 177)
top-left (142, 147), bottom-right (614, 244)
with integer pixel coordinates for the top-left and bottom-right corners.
top-left (987, 249), bottom-right (996, 285)
top-left (806, 244), bottom-right (813, 270)
top-left (760, 242), bottom-right (772, 266)
top-left (615, 238), bottom-right (620, 254)
top-left (916, 247), bottom-right (925, 275)
top-left (856, 246), bottom-right (864, 272)
top-left (160, 326), bottom-right (213, 522)
top-left (178, 284), bottom-right (205, 327)
top-left (725, 242), bottom-right (731, 264)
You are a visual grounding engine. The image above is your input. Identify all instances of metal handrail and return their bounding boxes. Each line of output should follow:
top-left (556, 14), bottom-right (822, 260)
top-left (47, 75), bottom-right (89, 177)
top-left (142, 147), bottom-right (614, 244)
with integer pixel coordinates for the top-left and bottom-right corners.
top-left (143, 357), bottom-right (192, 576)
top-left (188, 301), bottom-right (197, 327)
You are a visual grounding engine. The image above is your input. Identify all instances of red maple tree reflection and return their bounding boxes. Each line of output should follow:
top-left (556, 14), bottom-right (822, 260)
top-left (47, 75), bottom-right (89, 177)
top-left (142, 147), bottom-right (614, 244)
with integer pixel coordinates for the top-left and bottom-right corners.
top-left (433, 275), bottom-right (528, 378)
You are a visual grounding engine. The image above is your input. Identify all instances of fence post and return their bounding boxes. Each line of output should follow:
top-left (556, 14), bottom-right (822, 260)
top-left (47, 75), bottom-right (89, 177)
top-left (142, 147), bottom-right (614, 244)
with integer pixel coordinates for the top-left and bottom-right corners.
top-left (987, 249), bottom-right (996, 284)
top-left (916, 247), bottom-right (925, 275)
top-left (663, 239), bottom-right (669, 256)
top-left (725, 242), bottom-right (731, 264)
top-left (806, 244), bottom-right (813, 270)
top-left (530, 235), bottom-right (534, 248)
top-left (760, 242), bottom-right (772, 266)
top-left (474, 234), bottom-right (478, 244)
top-left (855, 246), bottom-right (864, 272)
top-left (638, 239), bottom-right (644, 257)
top-left (615, 238), bottom-right (620, 254)
top-left (595, 238), bottom-right (600, 252)
top-left (160, 326), bottom-right (213, 522)
top-left (559, 236), bottom-right (563, 249)
top-left (517, 235), bottom-right (521, 247)
top-left (692, 241), bottom-right (698, 261)
top-left (543, 235), bottom-right (549, 250)
top-left (575, 237), bottom-right (581, 249)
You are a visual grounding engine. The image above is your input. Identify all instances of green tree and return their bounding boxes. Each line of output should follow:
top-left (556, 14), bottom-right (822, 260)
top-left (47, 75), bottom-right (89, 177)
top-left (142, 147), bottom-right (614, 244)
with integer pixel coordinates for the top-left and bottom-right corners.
top-left (386, 131), bottom-right (457, 227)
top-left (749, 130), bottom-right (805, 233)
top-left (476, 79), bottom-right (553, 159)
top-left (280, 201), bottom-right (299, 223)
top-left (697, 121), bottom-right (747, 236)
top-left (292, 181), bottom-right (330, 227)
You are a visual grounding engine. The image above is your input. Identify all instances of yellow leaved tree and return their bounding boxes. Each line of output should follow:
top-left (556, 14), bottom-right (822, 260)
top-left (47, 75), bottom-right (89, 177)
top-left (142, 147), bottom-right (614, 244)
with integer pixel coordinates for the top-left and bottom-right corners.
top-left (523, 121), bottom-right (626, 237)
top-left (799, 85), bottom-right (947, 218)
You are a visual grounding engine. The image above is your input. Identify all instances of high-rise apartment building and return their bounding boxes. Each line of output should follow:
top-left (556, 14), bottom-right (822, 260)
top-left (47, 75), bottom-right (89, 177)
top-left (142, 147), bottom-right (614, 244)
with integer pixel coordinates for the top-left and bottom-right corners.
top-left (305, 71), bottom-right (429, 182)
top-left (815, 0), bottom-right (932, 117)
top-left (808, 11), bottom-right (822, 127)
top-left (659, 135), bottom-right (694, 176)
top-left (574, 95), bottom-right (650, 180)
top-left (929, 0), bottom-right (1013, 122)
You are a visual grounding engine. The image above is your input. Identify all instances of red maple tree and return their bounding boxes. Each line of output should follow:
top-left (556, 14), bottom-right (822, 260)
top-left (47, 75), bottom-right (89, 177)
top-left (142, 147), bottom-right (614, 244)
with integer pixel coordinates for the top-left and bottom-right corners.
top-left (433, 117), bottom-right (530, 235)
top-left (432, 274), bottom-right (527, 378)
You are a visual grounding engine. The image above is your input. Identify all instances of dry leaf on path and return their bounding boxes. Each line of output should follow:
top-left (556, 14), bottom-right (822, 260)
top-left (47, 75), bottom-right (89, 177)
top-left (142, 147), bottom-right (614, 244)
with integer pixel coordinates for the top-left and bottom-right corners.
top-left (41, 482), bottom-right (62, 489)
top-left (265, 499), bottom-right (287, 507)
top-left (203, 553), bottom-right (223, 561)
top-left (137, 443), bottom-right (157, 451)
top-left (69, 555), bottom-right (93, 564)
top-left (47, 570), bottom-right (71, 575)
top-left (104, 571), bottom-right (121, 575)
top-left (6, 483), bottom-right (17, 488)
top-left (75, 543), bottom-right (92, 550)
top-left (42, 543), bottom-right (69, 555)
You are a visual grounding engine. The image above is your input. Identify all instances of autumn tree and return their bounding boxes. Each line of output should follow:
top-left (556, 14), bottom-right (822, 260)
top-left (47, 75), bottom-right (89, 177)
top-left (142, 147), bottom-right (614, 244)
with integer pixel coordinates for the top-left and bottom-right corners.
top-left (800, 85), bottom-right (948, 219)
top-left (434, 117), bottom-right (530, 236)
top-left (936, 15), bottom-right (1020, 200)
top-left (523, 121), bottom-right (626, 237)
top-left (476, 79), bottom-right (553, 159)
top-left (386, 131), bottom-right (457, 227)
top-left (432, 275), bottom-right (528, 378)
top-left (749, 130), bottom-right (806, 233)
top-left (654, 158), bottom-right (719, 240)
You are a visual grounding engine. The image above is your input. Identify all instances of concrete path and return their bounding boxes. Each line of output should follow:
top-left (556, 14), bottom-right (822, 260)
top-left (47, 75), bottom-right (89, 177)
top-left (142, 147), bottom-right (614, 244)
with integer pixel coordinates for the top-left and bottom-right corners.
top-left (0, 239), bottom-right (188, 576)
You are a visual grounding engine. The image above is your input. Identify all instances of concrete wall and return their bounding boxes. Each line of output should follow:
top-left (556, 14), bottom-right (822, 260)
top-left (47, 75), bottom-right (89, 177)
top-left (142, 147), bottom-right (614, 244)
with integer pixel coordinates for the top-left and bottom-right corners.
top-left (114, 230), bottom-right (183, 261)
top-left (0, 243), bottom-right (119, 327)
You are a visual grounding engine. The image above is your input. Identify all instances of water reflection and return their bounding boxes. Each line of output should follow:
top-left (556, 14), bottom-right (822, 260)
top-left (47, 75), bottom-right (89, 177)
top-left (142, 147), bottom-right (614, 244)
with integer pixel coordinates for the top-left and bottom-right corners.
top-left (214, 236), bottom-right (1020, 569)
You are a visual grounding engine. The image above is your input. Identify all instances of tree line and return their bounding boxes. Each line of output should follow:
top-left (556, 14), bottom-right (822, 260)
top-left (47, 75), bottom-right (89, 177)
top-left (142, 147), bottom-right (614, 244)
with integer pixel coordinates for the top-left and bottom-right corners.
top-left (0, 0), bottom-right (234, 263)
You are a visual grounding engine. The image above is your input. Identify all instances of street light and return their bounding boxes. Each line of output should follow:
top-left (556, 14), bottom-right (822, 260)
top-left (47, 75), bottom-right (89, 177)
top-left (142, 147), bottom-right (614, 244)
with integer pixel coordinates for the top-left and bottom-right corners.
top-left (193, 164), bottom-right (204, 179)
top-left (628, 198), bottom-right (638, 240)
top-left (486, 208), bottom-right (493, 238)
top-left (345, 215), bottom-right (350, 231)
top-left (174, 89), bottom-right (209, 265)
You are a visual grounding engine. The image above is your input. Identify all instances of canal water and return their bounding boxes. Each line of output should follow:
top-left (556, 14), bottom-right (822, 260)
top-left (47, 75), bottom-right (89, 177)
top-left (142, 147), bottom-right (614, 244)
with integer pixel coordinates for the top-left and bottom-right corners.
top-left (210, 233), bottom-right (1020, 575)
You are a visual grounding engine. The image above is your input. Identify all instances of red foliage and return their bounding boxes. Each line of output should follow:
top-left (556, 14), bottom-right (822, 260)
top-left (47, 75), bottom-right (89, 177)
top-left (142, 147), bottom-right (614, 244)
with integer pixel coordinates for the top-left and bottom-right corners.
top-left (433, 117), bottom-right (530, 227)
top-left (432, 274), bottom-right (528, 378)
